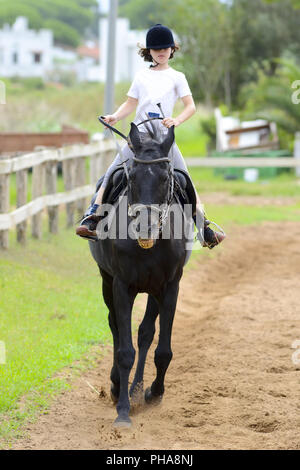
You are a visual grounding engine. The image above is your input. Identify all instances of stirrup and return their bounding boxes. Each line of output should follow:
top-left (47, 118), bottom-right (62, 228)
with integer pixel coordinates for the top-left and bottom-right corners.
top-left (206, 220), bottom-right (226, 237)
top-left (76, 214), bottom-right (100, 242)
top-left (195, 220), bottom-right (226, 249)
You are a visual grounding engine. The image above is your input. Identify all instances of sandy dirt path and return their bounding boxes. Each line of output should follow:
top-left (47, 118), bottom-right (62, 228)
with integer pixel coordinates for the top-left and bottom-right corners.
top-left (11, 221), bottom-right (300, 450)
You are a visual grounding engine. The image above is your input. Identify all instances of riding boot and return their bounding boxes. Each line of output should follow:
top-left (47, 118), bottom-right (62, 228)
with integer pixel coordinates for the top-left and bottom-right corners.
top-left (76, 204), bottom-right (101, 241)
top-left (193, 208), bottom-right (226, 249)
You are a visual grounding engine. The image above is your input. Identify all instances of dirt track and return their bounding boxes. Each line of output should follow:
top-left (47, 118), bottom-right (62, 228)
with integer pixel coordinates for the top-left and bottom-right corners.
top-left (12, 221), bottom-right (300, 450)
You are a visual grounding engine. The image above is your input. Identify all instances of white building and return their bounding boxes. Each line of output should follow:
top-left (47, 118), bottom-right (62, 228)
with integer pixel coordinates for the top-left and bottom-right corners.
top-left (0, 16), bottom-right (98, 82)
top-left (0, 17), bottom-right (53, 79)
top-left (0, 15), bottom-right (148, 84)
top-left (99, 17), bottom-right (146, 82)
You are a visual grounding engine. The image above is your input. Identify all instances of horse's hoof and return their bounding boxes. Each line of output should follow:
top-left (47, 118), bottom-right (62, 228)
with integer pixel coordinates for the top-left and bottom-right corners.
top-left (129, 382), bottom-right (144, 405)
top-left (144, 387), bottom-right (163, 405)
top-left (113, 416), bottom-right (132, 429)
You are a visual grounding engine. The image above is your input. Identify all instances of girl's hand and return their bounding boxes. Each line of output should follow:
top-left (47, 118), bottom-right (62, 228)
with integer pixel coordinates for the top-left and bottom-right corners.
top-left (102, 114), bottom-right (118, 126)
top-left (162, 117), bottom-right (180, 128)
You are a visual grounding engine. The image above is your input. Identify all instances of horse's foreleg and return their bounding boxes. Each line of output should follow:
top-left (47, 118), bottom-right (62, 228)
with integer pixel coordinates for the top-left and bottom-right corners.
top-left (100, 268), bottom-right (119, 402)
top-left (145, 280), bottom-right (179, 404)
top-left (129, 294), bottom-right (158, 400)
top-left (113, 276), bottom-right (136, 428)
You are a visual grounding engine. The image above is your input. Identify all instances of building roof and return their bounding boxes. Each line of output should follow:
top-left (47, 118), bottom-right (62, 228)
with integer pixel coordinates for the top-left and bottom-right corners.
top-left (77, 45), bottom-right (99, 60)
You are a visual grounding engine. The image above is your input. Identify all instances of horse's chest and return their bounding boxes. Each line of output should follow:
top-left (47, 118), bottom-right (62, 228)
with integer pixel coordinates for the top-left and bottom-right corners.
top-left (115, 241), bottom-right (184, 293)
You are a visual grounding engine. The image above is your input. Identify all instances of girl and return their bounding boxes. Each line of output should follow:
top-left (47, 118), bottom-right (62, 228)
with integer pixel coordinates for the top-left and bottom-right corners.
top-left (76, 24), bottom-right (225, 249)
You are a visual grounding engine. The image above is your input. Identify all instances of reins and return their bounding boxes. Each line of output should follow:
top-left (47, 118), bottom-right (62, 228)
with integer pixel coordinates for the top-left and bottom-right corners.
top-left (98, 113), bottom-right (175, 233)
top-left (98, 116), bottom-right (128, 141)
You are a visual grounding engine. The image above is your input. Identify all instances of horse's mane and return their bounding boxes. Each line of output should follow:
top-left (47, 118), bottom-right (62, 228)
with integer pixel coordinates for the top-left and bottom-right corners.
top-left (136, 110), bottom-right (167, 145)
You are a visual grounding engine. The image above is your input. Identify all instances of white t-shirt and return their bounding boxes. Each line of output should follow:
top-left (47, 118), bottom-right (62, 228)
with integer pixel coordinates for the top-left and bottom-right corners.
top-left (127, 67), bottom-right (192, 132)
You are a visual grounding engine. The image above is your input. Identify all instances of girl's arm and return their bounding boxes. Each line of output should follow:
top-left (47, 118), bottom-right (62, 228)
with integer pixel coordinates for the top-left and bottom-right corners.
top-left (103, 97), bottom-right (138, 125)
top-left (162, 95), bottom-right (196, 128)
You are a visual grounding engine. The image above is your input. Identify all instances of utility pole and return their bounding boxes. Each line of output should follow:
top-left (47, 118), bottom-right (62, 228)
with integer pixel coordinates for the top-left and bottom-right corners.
top-left (104, 0), bottom-right (118, 118)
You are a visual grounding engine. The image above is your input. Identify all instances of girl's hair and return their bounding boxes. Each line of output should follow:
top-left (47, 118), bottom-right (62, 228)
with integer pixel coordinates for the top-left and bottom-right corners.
top-left (138, 43), bottom-right (180, 63)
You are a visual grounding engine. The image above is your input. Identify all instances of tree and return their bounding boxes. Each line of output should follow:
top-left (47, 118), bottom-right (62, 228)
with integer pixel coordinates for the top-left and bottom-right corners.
top-left (227, 0), bottom-right (300, 103)
top-left (44, 19), bottom-right (80, 48)
top-left (0, 1), bottom-right (42, 29)
top-left (240, 59), bottom-right (300, 144)
top-left (119, 0), bottom-right (162, 29)
top-left (265, 0), bottom-right (300, 7)
top-left (0, 0), bottom-right (98, 46)
top-left (164, 0), bottom-right (232, 106)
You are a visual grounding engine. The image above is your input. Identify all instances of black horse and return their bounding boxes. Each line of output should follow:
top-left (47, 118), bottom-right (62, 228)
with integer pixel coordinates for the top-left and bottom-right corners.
top-left (89, 122), bottom-right (193, 428)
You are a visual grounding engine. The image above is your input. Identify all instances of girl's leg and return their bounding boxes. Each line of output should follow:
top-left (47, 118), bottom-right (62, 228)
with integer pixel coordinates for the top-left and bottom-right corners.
top-left (76, 143), bottom-right (134, 239)
top-left (94, 186), bottom-right (105, 207)
top-left (170, 143), bottom-right (225, 249)
top-left (93, 143), bottom-right (134, 210)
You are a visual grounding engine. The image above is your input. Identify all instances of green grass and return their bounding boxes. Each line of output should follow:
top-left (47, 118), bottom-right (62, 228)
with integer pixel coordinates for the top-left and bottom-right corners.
top-left (0, 211), bottom-right (111, 445)
top-left (205, 202), bottom-right (300, 228)
top-left (189, 167), bottom-right (300, 197)
top-left (2, 80), bottom-right (132, 136)
top-left (174, 109), bottom-right (208, 156)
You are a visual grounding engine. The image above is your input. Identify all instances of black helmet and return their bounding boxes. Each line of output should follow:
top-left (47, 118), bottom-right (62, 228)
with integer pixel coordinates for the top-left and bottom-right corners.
top-left (146, 24), bottom-right (175, 50)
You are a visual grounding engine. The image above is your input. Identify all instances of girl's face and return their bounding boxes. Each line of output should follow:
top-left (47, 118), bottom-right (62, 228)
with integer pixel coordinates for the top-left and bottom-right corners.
top-left (150, 47), bottom-right (172, 66)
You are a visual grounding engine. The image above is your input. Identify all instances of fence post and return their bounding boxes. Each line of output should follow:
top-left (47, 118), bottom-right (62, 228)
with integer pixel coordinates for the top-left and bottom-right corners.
top-left (16, 169), bottom-right (28, 245)
top-left (89, 143), bottom-right (116, 187)
top-left (90, 153), bottom-right (99, 185)
top-left (294, 132), bottom-right (300, 178)
top-left (63, 157), bottom-right (76, 227)
top-left (104, 146), bottom-right (116, 170)
top-left (32, 163), bottom-right (45, 239)
top-left (0, 173), bottom-right (10, 249)
top-left (75, 156), bottom-right (86, 217)
top-left (45, 161), bottom-right (59, 234)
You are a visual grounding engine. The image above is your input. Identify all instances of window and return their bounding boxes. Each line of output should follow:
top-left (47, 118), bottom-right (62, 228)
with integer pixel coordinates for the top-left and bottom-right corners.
top-left (12, 52), bottom-right (18, 64)
top-left (33, 52), bottom-right (42, 64)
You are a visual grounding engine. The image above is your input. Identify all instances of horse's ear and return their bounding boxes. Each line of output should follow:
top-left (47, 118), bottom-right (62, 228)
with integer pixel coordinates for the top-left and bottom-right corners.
top-left (161, 125), bottom-right (175, 155)
top-left (129, 122), bottom-right (141, 153)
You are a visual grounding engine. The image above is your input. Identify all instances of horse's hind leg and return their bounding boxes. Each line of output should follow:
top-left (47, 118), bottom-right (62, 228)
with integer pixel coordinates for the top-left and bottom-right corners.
top-left (129, 294), bottom-right (158, 401)
top-left (100, 268), bottom-right (119, 403)
top-left (145, 280), bottom-right (179, 404)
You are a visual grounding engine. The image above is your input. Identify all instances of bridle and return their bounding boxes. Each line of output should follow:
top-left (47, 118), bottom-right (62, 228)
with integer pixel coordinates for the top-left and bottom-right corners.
top-left (129, 154), bottom-right (174, 232)
top-left (98, 114), bottom-right (175, 234)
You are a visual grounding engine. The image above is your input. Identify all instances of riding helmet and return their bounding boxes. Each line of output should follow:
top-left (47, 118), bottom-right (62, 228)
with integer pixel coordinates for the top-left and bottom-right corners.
top-left (146, 24), bottom-right (175, 49)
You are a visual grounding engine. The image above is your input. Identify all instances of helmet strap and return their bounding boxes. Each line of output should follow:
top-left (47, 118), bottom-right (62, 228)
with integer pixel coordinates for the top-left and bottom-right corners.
top-left (150, 56), bottom-right (159, 68)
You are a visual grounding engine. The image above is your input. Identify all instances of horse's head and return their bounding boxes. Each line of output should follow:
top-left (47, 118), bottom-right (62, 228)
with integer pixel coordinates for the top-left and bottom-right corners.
top-left (127, 122), bottom-right (175, 244)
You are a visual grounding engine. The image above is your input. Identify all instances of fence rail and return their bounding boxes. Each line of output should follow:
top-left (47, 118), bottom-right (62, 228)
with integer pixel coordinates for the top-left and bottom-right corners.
top-left (0, 139), bottom-right (116, 249)
top-left (185, 157), bottom-right (300, 168)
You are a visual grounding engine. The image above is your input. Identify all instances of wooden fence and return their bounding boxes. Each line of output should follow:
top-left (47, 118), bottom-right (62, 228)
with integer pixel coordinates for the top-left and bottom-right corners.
top-left (0, 139), bottom-right (116, 249)
top-left (1, 144), bottom-right (300, 250)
